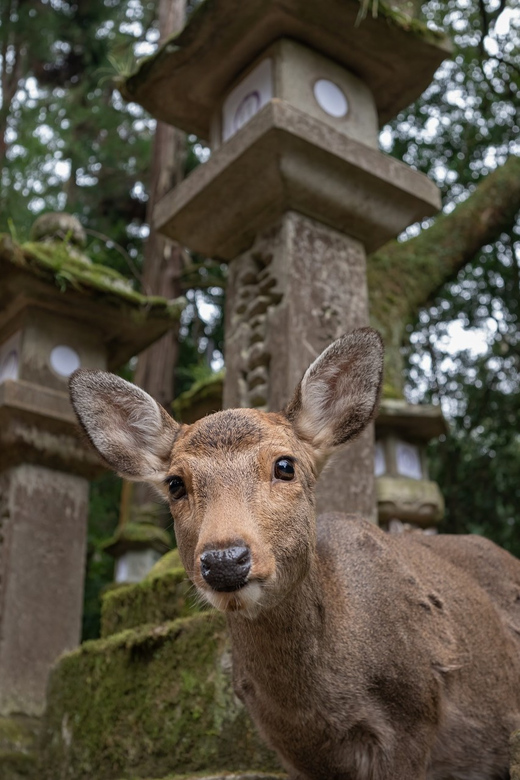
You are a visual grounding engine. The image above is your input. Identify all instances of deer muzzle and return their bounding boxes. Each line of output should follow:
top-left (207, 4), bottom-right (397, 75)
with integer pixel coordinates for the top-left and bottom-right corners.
top-left (199, 544), bottom-right (252, 592)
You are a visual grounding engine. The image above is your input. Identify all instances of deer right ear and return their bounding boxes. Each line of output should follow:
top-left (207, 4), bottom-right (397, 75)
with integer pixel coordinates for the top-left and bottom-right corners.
top-left (285, 328), bottom-right (383, 468)
top-left (69, 370), bottom-right (180, 484)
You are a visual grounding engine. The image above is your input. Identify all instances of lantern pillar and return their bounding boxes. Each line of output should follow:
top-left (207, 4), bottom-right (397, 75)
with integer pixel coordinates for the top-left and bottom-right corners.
top-left (122, 0), bottom-right (451, 519)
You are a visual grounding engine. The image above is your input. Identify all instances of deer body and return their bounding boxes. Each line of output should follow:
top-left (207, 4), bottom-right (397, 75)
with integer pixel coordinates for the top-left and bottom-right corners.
top-left (69, 329), bottom-right (520, 780)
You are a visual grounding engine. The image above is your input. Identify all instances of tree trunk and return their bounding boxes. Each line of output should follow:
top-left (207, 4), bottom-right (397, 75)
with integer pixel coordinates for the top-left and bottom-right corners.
top-left (130, 0), bottom-right (187, 511)
top-left (368, 155), bottom-right (520, 395)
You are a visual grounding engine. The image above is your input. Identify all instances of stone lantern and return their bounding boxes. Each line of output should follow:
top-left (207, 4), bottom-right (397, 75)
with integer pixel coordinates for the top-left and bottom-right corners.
top-left (103, 514), bottom-right (172, 584)
top-left (0, 215), bottom-right (183, 717)
top-left (375, 399), bottom-right (446, 533)
top-left (121, 0), bottom-right (450, 519)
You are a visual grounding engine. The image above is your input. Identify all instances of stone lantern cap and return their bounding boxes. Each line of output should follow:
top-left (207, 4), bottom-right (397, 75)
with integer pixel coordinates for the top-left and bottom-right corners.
top-left (0, 232), bottom-right (184, 476)
top-left (0, 233), bottom-right (184, 368)
top-left (376, 398), bottom-right (447, 442)
top-left (102, 521), bottom-right (172, 559)
top-left (120, 0), bottom-right (451, 139)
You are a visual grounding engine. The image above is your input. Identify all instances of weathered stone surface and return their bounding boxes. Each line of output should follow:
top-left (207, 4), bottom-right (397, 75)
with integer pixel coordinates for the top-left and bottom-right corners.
top-left (101, 561), bottom-right (202, 638)
top-left (154, 101), bottom-right (440, 259)
top-left (40, 614), bottom-right (280, 780)
top-left (224, 212), bottom-right (376, 519)
top-left (30, 212), bottom-right (87, 248)
top-left (121, 0), bottom-right (450, 136)
top-left (0, 466), bottom-right (88, 716)
top-left (377, 476), bottom-right (444, 529)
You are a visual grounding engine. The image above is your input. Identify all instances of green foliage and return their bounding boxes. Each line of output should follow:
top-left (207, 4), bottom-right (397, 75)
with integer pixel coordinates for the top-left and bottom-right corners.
top-left (387, 0), bottom-right (520, 546)
top-left (82, 474), bottom-right (121, 641)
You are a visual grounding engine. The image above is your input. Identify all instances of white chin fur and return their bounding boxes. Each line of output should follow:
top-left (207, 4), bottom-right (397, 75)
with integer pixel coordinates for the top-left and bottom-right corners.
top-left (202, 581), bottom-right (263, 619)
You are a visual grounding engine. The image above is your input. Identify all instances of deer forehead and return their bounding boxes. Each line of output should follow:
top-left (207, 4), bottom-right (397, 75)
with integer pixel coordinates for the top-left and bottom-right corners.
top-left (176, 409), bottom-right (295, 457)
top-left (168, 409), bottom-right (311, 486)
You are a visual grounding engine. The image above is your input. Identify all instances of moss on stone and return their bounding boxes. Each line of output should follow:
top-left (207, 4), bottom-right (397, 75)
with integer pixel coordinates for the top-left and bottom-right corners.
top-left (40, 614), bottom-right (280, 780)
top-left (172, 373), bottom-right (224, 423)
top-left (0, 716), bottom-right (40, 780)
top-left (101, 564), bottom-right (202, 637)
top-left (0, 234), bottom-right (184, 318)
top-left (102, 522), bottom-right (173, 558)
top-left (147, 549), bottom-right (183, 577)
top-left (0, 751), bottom-right (37, 779)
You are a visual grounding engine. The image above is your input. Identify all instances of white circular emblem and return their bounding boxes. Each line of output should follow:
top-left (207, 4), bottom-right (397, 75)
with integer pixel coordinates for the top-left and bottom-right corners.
top-left (313, 79), bottom-right (348, 118)
top-left (50, 345), bottom-right (81, 377)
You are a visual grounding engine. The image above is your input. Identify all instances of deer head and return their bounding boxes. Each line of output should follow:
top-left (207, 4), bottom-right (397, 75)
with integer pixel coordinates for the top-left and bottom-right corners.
top-left (70, 328), bottom-right (383, 617)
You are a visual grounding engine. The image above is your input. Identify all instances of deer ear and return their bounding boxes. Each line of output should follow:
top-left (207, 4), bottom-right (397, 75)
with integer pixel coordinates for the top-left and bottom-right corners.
top-left (69, 370), bottom-right (180, 483)
top-left (285, 328), bottom-right (383, 462)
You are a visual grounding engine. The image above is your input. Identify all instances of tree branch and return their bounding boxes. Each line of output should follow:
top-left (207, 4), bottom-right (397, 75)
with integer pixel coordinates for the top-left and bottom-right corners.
top-left (368, 154), bottom-right (520, 394)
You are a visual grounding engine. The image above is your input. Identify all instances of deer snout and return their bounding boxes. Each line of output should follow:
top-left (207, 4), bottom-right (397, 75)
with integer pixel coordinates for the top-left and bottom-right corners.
top-left (199, 544), bottom-right (251, 592)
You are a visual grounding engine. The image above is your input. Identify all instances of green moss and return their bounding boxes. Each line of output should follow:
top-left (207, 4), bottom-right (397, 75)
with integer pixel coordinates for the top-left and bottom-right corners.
top-left (172, 373), bottom-right (224, 423)
top-left (101, 564), bottom-right (202, 637)
top-left (375, 0), bottom-right (449, 47)
top-left (40, 614), bottom-right (279, 780)
top-left (0, 752), bottom-right (37, 779)
top-left (147, 549), bottom-right (183, 578)
top-left (0, 716), bottom-right (40, 780)
top-left (102, 522), bottom-right (173, 557)
top-left (0, 234), bottom-right (184, 318)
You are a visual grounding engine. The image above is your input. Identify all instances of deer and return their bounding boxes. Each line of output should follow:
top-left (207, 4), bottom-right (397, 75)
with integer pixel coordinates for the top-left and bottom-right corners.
top-left (69, 328), bottom-right (520, 780)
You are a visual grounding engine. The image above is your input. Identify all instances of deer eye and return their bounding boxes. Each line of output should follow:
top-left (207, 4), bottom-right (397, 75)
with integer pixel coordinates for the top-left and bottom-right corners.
top-left (167, 476), bottom-right (186, 500)
top-left (273, 457), bottom-right (295, 481)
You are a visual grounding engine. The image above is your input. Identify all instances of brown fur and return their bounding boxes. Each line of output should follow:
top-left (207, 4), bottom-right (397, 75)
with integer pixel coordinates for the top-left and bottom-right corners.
top-left (69, 329), bottom-right (520, 780)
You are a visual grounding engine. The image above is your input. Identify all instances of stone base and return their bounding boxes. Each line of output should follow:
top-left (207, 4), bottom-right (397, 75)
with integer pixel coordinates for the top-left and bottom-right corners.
top-left (0, 465), bottom-right (88, 716)
top-left (39, 613), bottom-right (280, 780)
top-left (0, 715), bottom-right (40, 780)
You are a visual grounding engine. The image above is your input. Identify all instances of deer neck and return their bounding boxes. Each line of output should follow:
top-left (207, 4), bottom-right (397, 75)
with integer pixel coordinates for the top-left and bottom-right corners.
top-left (226, 554), bottom-right (332, 691)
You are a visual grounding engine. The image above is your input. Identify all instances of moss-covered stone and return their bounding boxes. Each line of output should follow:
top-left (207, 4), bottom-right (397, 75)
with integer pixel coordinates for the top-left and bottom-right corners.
top-left (102, 521), bottom-right (173, 558)
top-left (0, 715), bottom-right (41, 780)
top-left (40, 614), bottom-right (280, 780)
top-left (172, 373), bottom-right (224, 424)
top-left (0, 751), bottom-right (37, 779)
top-left (101, 563), bottom-right (202, 637)
top-left (0, 233), bottom-right (184, 317)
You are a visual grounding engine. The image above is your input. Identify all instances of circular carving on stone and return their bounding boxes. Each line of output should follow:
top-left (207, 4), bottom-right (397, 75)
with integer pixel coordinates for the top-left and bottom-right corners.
top-left (0, 350), bottom-right (19, 383)
top-left (234, 91), bottom-right (261, 134)
top-left (50, 345), bottom-right (81, 378)
top-left (313, 79), bottom-right (348, 118)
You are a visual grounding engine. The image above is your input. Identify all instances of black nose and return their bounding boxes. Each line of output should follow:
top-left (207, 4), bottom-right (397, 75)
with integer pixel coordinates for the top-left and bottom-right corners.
top-left (200, 545), bottom-right (251, 592)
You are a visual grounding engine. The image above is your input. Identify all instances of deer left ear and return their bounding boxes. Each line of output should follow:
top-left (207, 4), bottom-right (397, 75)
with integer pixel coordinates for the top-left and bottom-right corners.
top-left (284, 328), bottom-right (384, 463)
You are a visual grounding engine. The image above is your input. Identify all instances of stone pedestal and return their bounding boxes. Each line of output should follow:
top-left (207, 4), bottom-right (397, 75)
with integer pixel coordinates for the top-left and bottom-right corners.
top-left (224, 212), bottom-right (374, 517)
top-left (0, 466), bottom-right (88, 716)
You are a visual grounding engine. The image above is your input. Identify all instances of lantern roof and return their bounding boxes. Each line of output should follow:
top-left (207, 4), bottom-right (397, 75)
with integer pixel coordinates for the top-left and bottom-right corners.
top-left (0, 234), bottom-right (184, 370)
top-left (377, 398), bottom-right (447, 441)
top-left (120, 0), bottom-right (451, 139)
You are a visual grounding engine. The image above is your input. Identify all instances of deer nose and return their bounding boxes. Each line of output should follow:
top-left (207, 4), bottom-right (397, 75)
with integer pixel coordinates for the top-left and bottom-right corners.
top-left (200, 545), bottom-right (251, 592)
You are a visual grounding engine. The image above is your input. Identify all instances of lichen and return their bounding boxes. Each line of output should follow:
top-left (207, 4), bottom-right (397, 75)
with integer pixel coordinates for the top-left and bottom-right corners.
top-left (101, 563), bottom-right (202, 637)
top-left (39, 614), bottom-right (280, 780)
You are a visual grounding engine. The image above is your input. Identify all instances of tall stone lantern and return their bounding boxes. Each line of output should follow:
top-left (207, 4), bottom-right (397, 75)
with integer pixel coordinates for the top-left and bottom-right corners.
top-left (0, 217), bottom-right (183, 718)
top-left (122, 0), bottom-right (450, 518)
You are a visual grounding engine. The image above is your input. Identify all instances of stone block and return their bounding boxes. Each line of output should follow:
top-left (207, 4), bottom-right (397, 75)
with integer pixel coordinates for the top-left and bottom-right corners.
top-left (101, 552), bottom-right (202, 638)
top-left (0, 465), bottom-right (88, 716)
top-left (39, 614), bottom-right (280, 780)
top-left (154, 101), bottom-right (440, 259)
